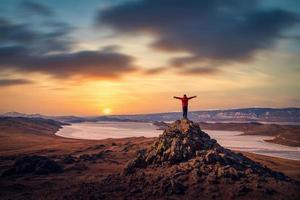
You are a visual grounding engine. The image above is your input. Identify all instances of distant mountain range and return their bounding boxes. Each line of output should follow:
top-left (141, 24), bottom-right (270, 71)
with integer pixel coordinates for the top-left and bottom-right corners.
top-left (1, 108), bottom-right (300, 123)
top-left (112, 108), bottom-right (300, 123)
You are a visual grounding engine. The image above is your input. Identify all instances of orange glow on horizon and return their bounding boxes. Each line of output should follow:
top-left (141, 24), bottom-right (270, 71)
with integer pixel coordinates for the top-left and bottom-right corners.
top-left (102, 108), bottom-right (112, 115)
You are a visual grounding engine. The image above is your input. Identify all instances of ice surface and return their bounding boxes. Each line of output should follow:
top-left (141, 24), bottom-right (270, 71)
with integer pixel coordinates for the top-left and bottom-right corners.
top-left (56, 121), bottom-right (300, 160)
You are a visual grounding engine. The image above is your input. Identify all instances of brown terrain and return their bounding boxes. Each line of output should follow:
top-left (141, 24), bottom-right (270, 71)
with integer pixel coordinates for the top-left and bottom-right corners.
top-left (0, 117), bottom-right (299, 200)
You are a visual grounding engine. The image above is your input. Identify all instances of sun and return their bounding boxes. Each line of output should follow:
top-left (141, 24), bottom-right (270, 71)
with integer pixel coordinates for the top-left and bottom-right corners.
top-left (102, 108), bottom-right (111, 115)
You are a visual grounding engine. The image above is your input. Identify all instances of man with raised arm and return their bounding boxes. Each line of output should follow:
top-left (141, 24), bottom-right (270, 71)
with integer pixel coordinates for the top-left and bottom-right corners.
top-left (173, 94), bottom-right (197, 119)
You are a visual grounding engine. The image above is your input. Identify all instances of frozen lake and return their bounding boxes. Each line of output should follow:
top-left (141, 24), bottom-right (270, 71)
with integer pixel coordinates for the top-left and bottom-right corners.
top-left (56, 121), bottom-right (300, 161)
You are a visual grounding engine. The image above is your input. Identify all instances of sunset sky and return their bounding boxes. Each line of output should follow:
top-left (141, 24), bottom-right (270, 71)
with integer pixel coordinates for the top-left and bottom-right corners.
top-left (0, 0), bottom-right (299, 116)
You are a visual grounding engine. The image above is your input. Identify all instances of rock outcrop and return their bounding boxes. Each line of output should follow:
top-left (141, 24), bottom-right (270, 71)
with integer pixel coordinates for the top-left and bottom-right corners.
top-left (123, 119), bottom-right (286, 181)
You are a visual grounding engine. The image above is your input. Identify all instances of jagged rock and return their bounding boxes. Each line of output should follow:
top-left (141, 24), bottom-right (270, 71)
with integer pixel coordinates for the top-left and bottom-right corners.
top-left (122, 149), bottom-right (147, 175)
top-left (123, 119), bottom-right (285, 182)
top-left (125, 119), bottom-right (219, 169)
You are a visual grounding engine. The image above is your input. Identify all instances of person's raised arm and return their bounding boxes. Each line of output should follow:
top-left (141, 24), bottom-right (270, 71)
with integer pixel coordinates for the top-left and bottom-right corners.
top-left (188, 96), bottom-right (197, 100)
top-left (173, 96), bottom-right (182, 100)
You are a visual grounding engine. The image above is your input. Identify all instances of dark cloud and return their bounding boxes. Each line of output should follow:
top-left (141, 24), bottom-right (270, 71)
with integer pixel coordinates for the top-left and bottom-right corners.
top-left (0, 78), bottom-right (33, 87)
top-left (98, 0), bottom-right (298, 71)
top-left (0, 17), bottom-right (73, 53)
top-left (0, 18), bottom-right (36, 44)
top-left (20, 0), bottom-right (54, 16)
top-left (0, 10), bottom-right (137, 80)
top-left (0, 45), bottom-right (138, 79)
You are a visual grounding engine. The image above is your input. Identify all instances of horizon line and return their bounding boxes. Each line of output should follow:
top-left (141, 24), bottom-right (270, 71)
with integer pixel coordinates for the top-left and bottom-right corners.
top-left (1, 106), bottom-right (299, 117)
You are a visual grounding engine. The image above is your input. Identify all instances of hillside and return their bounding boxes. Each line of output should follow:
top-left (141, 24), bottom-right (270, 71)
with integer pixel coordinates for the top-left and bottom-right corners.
top-left (0, 117), bottom-right (67, 135)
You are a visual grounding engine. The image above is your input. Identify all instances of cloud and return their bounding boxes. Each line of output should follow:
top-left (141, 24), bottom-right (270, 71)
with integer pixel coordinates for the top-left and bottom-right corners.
top-left (0, 17), bottom-right (73, 54)
top-left (97, 0), bottom-right (298, 72)
top-left (0, 78), bottom-right (33, 87)
top-left (0, 45), bottom-right (138, 79)
top-left (0, 18), bottom-right (36, 44)
top-left (0, 13), bottom-right (137, 80)
top-left (20, 0), bottom-right (54, 16)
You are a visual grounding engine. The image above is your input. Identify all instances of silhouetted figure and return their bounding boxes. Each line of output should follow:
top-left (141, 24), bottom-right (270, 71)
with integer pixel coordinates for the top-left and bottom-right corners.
top-left (174, 94), bottom-right (197, 119)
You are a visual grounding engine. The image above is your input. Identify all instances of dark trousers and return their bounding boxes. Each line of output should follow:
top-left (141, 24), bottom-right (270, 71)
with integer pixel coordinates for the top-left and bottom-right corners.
top-left (183, 106), bottom-right (188, 118)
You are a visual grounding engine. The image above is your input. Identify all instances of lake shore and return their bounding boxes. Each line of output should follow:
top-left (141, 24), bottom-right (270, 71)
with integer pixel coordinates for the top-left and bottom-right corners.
top-left (55, 121), bottom-right (300, 160)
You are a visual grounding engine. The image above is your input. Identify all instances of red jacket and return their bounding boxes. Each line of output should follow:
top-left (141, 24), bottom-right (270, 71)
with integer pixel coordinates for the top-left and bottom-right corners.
top-left (174, 96), bottom-right (196, 107)
top-left (181, 97), bottom-right (189, 107)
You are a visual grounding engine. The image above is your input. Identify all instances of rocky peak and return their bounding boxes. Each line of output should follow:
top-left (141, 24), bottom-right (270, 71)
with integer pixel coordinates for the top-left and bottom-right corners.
top-left (123, 119), bottom-right (218, 172)
top-left (123, 119), bottom-right (287, 181)
top-left (144, 119), bottom-right (218, 165)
